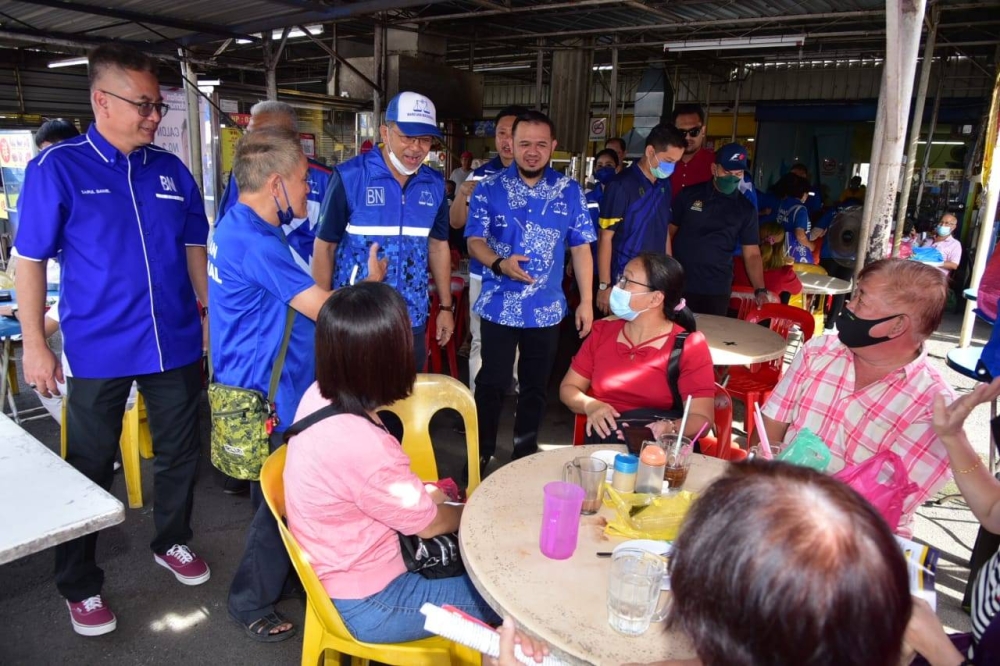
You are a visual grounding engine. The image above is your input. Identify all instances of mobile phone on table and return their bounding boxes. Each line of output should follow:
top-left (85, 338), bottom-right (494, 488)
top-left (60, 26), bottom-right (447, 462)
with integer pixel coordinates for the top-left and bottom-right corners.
top-left (622, 424), bottom-right (655, 455)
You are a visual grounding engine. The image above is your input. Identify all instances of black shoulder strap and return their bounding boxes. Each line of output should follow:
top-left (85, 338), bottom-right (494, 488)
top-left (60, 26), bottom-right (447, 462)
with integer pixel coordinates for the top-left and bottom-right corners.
top-left (666, 331), bottom-right (689, 412)
top-left (281, 403), bottom-right (382, 443)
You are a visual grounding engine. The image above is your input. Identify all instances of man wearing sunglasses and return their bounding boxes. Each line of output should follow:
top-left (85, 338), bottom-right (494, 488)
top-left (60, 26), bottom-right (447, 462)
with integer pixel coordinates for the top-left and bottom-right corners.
top-left (314, 91), bottom-right (453, 371)
top-left (669, 104), bottom-right (715, 197)
top-left (15, 43), bottom-right (211, 637)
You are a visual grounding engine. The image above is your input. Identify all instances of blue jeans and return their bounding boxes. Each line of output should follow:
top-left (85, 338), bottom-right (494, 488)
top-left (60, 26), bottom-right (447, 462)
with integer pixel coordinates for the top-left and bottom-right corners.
top-left (333, 572), bottom-right (500, 643)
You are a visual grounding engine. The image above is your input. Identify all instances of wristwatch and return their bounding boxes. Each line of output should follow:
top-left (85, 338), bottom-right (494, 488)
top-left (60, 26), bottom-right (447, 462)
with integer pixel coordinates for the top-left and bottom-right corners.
top-left (598, 282), bottom-right (609, 291)
top-left (440, 302), bottom-right (456, 314)
top-left (491, 257), bottom-right (505, 276)
top-left (754, 287), bottom-right (768, 297)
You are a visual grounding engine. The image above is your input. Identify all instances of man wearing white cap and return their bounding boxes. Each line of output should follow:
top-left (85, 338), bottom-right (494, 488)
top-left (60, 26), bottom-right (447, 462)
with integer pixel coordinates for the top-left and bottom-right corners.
top-left (314, 91), bottom-right (454, 369)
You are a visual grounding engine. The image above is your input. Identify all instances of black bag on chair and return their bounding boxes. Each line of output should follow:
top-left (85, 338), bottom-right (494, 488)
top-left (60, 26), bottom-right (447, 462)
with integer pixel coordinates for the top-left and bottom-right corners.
top-left (283, 403), bottom-right (466, 580)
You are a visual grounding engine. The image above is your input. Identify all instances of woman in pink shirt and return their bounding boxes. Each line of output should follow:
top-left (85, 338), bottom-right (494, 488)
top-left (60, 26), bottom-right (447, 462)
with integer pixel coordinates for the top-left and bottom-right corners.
top-left (284, 282), bottom-right (499, 643)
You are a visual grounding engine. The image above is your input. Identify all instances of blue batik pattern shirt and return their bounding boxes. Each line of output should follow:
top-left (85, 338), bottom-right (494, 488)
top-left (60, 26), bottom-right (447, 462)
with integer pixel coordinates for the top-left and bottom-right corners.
top-left (468, 156), bottom-right (507, 280)
top-left (465, 163), bottom-right (596, 329)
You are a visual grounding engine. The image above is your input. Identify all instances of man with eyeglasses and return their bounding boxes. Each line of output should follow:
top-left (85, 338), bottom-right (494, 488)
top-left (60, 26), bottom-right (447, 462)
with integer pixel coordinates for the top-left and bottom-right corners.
top-left (313, 91), bottom-right (454, 370)
top-left (670, 104), bottom-right (715, 197)
top-left (15, 43), bottom-right (210, 637)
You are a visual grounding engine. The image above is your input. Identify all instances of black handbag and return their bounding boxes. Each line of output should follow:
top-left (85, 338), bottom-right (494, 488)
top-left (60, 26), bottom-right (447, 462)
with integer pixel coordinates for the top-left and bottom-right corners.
top-left (283, 404), bottom-right (466, 580)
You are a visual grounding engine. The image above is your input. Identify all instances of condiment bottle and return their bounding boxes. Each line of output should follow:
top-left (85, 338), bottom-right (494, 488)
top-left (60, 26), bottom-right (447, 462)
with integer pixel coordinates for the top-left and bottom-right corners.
top-left (611, 454), bottom-right (638, 493)
top-left (635, 444), bottom-right (666, 494)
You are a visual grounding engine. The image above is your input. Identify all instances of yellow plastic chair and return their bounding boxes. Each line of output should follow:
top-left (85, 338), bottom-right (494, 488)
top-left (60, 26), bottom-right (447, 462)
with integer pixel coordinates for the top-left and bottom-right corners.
top-left (379, 374), bottom-right (481, 496)
top-left (61, 391), bottom-right (153, 509)
top-left (260, 447), bottom-right (480, 666)
top-left (790, 262), bottom-right (829, 311)
top-left (791, 263), bottom-right (828, 276)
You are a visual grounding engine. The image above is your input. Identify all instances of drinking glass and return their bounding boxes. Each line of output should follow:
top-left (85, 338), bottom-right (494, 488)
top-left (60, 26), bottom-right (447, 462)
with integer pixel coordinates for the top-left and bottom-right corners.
top-left (562, 457), bottom-right (607, 514)
top-left (607, 548), bottom-right (670, 635)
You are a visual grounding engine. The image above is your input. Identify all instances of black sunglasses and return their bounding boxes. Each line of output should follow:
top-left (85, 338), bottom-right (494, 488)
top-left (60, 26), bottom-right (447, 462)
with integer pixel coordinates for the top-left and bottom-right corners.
top-left (681, 126), bottom-right (703, 139)
top-left (100, 89), bottom-right (170, 118)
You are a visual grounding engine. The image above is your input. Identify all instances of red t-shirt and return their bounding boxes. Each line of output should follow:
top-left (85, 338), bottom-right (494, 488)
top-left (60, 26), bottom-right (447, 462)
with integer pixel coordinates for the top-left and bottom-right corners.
top-left (732, 257), bottom-right (803, 296)
top-left (671, 148), bottom-right (715, 197)
top-left (570, 318), bottom-right (715, 413)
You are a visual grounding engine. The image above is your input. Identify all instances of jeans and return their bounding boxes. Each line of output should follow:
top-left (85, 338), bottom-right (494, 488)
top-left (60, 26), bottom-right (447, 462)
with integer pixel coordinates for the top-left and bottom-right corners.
top-left (333, 572), bottom-right (500, 643)
top-left (56, 361), bottom-right (203, 602)
top-left (475, 320), bottom-right (560, 464)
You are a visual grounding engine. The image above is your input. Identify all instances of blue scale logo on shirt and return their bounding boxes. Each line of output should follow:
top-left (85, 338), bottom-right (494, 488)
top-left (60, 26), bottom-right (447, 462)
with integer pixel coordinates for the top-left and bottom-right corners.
top-left (366, 187), bottom-right (385, 206)
top-left (418, 190), bottom-right (435, 207)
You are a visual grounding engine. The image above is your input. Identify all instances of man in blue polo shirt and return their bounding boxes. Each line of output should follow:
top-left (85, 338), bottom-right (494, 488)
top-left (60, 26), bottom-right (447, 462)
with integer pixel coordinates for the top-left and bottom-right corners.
top-left (216, 100), bottom-right (332, 274)
top-left (669, 143), bottom-right (768, 316)
top-left (449, 105), bottom-right (529, 394)
top-left (210, 128), bottom-right (382, 642)
top-left (313, 91), bottom-right (454, 370)
top-left (15, 44), bottom-right (210, 637)
top-left (466, 110), bottom-right (596, 470)
top-left (596, 123), bottom-right (685, 314)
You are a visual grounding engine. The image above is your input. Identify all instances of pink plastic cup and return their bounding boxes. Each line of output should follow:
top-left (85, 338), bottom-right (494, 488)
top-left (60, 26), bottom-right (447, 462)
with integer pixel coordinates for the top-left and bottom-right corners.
top-left (539, 481), bottom-right (586, 560)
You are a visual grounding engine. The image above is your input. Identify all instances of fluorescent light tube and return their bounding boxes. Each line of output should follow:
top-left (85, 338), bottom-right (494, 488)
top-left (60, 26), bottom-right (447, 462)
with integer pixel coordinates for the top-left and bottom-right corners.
top-left (48, 57), bottom-right (89, 68)
top-left (664, 35), bottom-right (805, 52)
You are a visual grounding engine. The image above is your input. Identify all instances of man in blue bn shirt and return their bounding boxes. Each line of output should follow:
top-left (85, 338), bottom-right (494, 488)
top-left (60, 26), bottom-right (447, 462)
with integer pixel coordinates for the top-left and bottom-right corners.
top-left (14, 44), bottom-right (210, 637)
top-left (596, 123), bottom-right (686, 315)
top-left (466, 110), bottom-right (597, 470)
top-left (448, 105), bottom-right (530, 394)
top-left (209, 128), bottom-right (383, 642)
top-left (216, 100), bottom-right (332, 274)
top-left (313, 91), bottom-right (455, 370)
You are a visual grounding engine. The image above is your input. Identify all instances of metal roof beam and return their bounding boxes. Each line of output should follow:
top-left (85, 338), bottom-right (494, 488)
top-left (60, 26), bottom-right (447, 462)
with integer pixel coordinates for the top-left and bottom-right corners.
top-left (399, 0), bottom-right (628, 23)
top-left (12, 0), bottom-right (254, 40)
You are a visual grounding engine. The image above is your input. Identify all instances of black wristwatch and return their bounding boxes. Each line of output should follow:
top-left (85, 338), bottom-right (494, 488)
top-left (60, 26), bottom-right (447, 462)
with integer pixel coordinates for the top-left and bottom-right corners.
top-left (754, 287), bottom-right (768, 297)
top-left (491, 257), bottom-right (504, 276)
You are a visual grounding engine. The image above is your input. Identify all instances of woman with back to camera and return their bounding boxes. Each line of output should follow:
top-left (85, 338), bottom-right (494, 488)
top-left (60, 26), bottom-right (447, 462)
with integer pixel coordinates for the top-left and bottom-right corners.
top-left (733, 221), bottom-right (803, 304)
top-left (560, 252), bottom-right (714, 443)
top-left (283, 281), bottom-right (499, 643)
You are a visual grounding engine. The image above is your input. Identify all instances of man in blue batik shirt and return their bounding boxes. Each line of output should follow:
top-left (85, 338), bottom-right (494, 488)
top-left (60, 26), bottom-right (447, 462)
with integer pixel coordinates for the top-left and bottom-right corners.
top-left (15, 44), bottom-right (210, 637)
top-left (216, 100), bottom-right (332, 274)
top-left (466, 110), bottom-right (596, 471)
top-left (313, 91), bottom-right (455, 370)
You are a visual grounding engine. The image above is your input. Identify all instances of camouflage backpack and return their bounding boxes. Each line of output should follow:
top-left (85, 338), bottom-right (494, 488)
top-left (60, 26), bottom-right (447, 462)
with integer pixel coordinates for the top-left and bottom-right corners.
top-left (208, 309), bottom-right (294, 481)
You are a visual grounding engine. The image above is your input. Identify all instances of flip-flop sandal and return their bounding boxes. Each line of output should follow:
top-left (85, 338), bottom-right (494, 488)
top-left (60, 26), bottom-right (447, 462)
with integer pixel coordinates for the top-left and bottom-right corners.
top-left (238, 611), bottom-right (297, 643)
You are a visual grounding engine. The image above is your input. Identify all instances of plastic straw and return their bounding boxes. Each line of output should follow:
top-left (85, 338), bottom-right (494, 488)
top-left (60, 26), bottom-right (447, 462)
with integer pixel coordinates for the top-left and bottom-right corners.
top-left (754, 402), bottom-right (773, 460)
top-left (676, 395), bottom-right (693, 447)
top-left (681, 421), bottom-right (709, 457)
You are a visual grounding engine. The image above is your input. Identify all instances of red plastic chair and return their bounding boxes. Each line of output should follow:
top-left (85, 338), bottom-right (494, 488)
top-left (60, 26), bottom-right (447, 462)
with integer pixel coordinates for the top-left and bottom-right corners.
top-left (727, 303), bottom-right (815, 439)
top-left (426, 276), bottom-right (466, 379)
top-left (729, 285), bottom-right (758, 320)
top-left (697, 383), bottom-right (747, 461)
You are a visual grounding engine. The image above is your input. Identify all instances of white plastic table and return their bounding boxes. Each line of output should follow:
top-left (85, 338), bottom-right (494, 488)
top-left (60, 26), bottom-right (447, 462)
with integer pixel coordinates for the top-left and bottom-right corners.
top-left (693, 313), bottom-right (787, 366)
top-left (797, 272), bottom-right (853, 296)
top-left (0, 413), bottom-right (124, 565)
top-left (460, 445), bottom-right (728, 666)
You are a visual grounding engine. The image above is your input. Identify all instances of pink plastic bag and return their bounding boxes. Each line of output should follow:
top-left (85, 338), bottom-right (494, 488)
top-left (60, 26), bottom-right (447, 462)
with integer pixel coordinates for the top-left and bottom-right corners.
top-left (832, 450), bottom-right (919, 532)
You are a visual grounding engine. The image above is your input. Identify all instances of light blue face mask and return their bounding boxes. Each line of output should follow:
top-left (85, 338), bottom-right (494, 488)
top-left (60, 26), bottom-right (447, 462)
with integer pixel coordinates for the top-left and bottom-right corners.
top-left (649, 155), bottom-right (675, 180)
top-left (936, 225), bottom-right (953, 237)
top-left (609, 285), bottom-right (650, 321)
top-left (274, 179), bottom-right (294, 225)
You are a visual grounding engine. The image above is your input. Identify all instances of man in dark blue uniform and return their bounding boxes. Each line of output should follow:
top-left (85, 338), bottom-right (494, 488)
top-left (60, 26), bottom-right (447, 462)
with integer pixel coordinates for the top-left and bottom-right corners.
top-left (15, 44), bottom-right (210, 637)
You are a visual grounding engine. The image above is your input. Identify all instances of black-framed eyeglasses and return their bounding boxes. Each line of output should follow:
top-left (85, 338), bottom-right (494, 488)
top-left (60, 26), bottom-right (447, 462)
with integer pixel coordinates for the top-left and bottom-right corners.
top-left (617, 275), bottom-right (653, 290)
top-left (681, 126), bottom-right (703, 139)
top-left (100, 89), bottom-right (169, 118)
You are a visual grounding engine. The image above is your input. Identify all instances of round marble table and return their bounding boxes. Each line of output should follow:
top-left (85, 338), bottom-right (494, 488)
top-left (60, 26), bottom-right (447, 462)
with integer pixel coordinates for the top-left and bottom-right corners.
top-left (460, 445), bottom-right (728, 666)
top-left (797, 272), bottom-right (853, 296)
top-left (693, 313), bottom-right (787, 366)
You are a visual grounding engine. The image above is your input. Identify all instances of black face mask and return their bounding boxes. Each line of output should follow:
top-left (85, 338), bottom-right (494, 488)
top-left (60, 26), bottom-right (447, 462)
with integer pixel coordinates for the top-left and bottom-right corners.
top-left (836, 308), bottom-right (902, 349)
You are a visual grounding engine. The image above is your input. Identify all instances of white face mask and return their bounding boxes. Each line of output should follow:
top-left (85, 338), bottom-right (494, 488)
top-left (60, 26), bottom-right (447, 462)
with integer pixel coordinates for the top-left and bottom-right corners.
top-left (386, 134), bottom-right (420, 176)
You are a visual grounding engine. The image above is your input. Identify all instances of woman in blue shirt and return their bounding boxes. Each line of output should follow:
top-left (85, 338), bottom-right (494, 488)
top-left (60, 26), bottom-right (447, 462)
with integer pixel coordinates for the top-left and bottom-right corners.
top-left (776, 174), bottom-right (816, 264)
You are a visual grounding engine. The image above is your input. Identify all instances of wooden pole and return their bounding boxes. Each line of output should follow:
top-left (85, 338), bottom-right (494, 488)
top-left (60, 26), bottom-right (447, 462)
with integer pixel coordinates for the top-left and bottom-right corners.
top-left (609, 42), bottom-right (619, 137)
top-left (892, 5), bottom-right (938, 256)
top-left (958, 68), bottom-right (1000, 347)
top-left (854, 0), bottom-right (927, 278)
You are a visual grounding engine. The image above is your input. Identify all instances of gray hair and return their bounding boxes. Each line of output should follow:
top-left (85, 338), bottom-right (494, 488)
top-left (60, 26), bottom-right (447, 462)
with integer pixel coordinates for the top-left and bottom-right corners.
top-left (249, 100), bottom-right (298, 131)
top-left (233, 128), bottom-right (303, 193)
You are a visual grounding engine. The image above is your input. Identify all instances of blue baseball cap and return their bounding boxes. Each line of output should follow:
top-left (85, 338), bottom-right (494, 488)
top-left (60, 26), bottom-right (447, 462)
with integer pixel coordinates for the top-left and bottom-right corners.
top-left (385, 91), bottom-right (442, 139)
top-left (715, 143), bottom-right (749, 171)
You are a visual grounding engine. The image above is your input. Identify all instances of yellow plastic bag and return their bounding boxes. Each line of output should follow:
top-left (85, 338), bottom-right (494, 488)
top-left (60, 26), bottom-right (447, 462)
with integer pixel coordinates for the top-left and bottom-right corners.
top-left (603, 486), bottom-right (696, 541)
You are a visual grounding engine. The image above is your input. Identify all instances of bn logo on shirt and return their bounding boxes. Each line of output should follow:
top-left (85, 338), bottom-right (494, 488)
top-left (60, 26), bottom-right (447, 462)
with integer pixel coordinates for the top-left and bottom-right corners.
top-left (366, 187), bottom-right (385, 206)
top-left (159, 175), bottom-right (178, 192)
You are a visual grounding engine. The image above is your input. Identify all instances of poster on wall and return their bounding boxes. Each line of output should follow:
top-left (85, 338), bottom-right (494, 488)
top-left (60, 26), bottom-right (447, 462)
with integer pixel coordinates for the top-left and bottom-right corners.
top-left (0, 130), bottom-right (38, 233)
top-left (300, 133), bottom-right (316, 158)
top-left (155, 87), bottom-right (190, 170)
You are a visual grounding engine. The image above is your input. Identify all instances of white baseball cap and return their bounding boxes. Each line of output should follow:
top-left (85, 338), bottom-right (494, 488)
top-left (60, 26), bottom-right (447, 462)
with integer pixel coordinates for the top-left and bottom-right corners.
top-left (385, 91), bottom-right (442, 138)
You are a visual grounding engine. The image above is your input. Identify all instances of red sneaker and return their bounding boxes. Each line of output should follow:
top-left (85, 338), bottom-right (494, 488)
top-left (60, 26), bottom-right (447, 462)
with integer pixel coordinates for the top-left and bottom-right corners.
top-left (66, 595), bottom-right (117, 636)
top-left (154, 544), bottom-right (211, 586)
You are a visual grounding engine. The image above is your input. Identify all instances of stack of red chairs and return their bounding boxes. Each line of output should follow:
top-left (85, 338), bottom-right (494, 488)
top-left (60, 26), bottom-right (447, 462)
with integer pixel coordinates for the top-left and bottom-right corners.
top-left (426, 276), bottom-right (467, 378)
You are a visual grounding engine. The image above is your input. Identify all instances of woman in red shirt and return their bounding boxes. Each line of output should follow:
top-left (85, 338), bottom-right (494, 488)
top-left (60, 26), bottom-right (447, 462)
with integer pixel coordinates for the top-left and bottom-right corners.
top-left (733, 222), bottom-right (803, 303)
top-left (560, 253), bottom-right (715, 443)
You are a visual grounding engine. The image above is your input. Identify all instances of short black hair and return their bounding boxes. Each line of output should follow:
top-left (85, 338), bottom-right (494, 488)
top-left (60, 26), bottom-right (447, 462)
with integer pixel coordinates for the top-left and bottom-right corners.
top-left (605, 137), bottom-right (626, 153)
top-left (791, 162), bottom-right (809, 175)
top-left (511, 110), bottom-right (556, 139)
top-left (784, 174), bottom-right (810, 199)
top-left (495, 105), bottom-right (530, 126)
top-left (667, 460), bottom-right (911, 666)
top-left (87, 43), bottom-right (156, 89)
top-left (636, 252), bottom-right (696, 331)
top-left (645, 123), bottom-right (686, 152)
top-left (594, 148), bottom-right (620, 167)
top-left (315, 282), bottom-right (416, 417)
top-left (670, 103), bottom-right (706, 125)
top-left (35, 119), bottom-right (80, 148)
